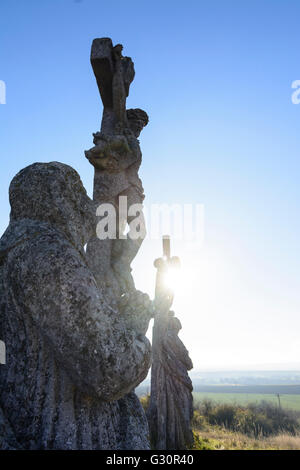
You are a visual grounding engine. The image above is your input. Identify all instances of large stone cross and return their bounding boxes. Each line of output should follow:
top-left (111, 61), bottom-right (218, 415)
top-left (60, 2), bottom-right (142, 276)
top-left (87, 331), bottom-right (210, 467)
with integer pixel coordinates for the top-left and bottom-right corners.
top-left (90, 38), bottom-right (135, 134)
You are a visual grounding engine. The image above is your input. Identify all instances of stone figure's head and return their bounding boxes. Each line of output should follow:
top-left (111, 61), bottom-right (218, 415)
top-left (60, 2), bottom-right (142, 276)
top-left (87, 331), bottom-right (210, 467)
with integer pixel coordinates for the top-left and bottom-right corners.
top-left (127, 108), bottom-right (149, 138)
top-left (9, 162), bottom-right (96, 249)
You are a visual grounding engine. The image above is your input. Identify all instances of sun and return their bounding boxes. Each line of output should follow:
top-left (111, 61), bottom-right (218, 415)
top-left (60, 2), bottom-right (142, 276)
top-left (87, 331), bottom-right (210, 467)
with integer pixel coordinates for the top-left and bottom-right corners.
top-left (162, 266), bottom-right (182, 292)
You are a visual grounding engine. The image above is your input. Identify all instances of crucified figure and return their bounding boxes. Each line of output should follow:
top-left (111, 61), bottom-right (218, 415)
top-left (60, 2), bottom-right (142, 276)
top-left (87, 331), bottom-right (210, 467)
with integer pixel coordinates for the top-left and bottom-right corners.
top-left (84, 37), bottom-right (151, 315)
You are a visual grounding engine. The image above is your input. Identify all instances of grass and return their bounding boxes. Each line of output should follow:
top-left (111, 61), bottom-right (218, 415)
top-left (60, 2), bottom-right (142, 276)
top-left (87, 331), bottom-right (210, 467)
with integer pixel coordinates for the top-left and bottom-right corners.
top-left (193, 392), bottom-right (300, 411)
top-left (190, 428), bottom-right (300, 450)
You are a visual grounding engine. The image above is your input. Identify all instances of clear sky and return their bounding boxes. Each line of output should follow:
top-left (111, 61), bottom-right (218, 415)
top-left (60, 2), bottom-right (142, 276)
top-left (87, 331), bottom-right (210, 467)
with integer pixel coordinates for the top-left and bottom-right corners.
top-left (1, 0), bottom-right (300, 370)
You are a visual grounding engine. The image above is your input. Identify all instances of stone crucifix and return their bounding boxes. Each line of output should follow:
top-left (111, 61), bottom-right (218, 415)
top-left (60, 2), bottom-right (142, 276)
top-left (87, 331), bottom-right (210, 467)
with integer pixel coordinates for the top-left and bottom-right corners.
top-left (147, 236), bottom-right (194, 450)
top-left (85, 38), bottom-right (149, 304)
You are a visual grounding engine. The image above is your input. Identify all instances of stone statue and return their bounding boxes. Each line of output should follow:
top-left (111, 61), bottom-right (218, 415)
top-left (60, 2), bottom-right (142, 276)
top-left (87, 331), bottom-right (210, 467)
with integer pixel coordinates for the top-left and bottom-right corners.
top-left (147, 237), bottom-right (194, 450)
top-left (84, 38), bottom-right (149, 302)
top-left (0, 162), bottom-right (151, 449)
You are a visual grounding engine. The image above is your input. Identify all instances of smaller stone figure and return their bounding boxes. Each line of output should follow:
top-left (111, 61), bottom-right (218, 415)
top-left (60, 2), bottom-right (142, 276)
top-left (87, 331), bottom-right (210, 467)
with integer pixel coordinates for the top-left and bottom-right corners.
top-left (147, 236), bottom-right (194, 450)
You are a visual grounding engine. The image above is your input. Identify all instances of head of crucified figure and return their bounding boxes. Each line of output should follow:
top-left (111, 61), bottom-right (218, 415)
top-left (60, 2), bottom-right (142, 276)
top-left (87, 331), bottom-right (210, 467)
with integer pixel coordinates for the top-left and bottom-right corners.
top-left (127, 108), bottom-right (149, 138)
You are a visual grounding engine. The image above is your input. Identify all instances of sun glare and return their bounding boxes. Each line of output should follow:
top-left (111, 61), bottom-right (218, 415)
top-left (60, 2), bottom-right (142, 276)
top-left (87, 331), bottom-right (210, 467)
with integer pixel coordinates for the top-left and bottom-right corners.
top-left (163, 266), bottom-right (182, 291)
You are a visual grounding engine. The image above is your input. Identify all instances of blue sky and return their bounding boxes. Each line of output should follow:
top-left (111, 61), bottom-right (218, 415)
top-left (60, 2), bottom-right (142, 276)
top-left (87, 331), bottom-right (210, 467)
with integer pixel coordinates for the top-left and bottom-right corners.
top-left (1, 0), bottom-right (300, 369)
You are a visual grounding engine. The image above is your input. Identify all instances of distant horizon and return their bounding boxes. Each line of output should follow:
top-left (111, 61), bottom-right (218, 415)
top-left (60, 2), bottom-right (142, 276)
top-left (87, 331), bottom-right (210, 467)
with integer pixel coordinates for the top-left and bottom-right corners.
top-left (141, 365), bottom-right (300, 385)
top-left (191, 365), bottom-right (300, 374)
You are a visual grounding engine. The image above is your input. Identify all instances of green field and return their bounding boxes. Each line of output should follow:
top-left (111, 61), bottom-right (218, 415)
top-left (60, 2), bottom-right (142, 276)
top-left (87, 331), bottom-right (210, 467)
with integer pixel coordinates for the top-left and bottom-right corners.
top-left (193, 392), bottom-right (300, 411)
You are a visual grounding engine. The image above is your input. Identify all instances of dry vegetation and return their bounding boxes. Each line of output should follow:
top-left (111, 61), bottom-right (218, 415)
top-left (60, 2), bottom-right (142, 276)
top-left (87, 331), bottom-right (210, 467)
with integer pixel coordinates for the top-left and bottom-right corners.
top-left (140, 394), bottom-right (300, 450)
top-left (191, 428), bottom-right (300, 450)
top-left (190, 399), bottom-right (300, 450)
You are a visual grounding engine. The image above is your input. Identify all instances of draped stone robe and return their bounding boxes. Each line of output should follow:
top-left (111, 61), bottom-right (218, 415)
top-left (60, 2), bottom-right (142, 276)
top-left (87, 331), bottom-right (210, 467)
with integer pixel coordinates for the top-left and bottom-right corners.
top-left (0, 162), bottom-right (151, 450)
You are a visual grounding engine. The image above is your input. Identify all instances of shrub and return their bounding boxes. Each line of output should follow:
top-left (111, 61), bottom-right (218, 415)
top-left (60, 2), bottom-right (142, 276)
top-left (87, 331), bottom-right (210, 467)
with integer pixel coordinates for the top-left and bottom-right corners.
top-left (190, 432), bottom-right (222, 450)
top-left (193, 400), bottom-right (300, 438)
top-left (192, 410), bottom-right (208, 430)
top-left (207, 404), bottom-right (237, 428)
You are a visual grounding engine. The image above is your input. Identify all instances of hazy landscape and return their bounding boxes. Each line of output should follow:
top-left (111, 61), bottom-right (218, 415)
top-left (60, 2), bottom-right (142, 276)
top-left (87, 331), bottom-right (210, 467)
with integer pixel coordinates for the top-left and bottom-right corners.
top-left (138, 370), bottom-right (300, 411)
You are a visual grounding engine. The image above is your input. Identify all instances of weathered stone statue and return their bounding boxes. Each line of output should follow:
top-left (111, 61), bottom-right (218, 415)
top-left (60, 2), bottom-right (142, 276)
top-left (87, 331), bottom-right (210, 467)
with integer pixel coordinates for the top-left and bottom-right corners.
top-left (85, 38), bottom-right (149, 303)
top-left (147, 237), bottom-right (194, 450)
top-left (0, 162), bottom-right (152, 449)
